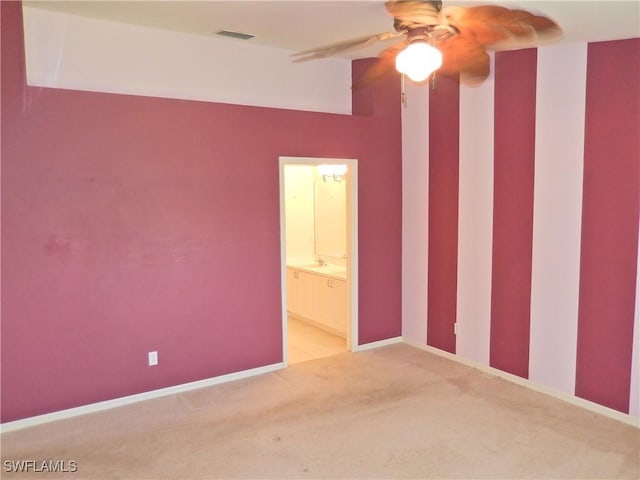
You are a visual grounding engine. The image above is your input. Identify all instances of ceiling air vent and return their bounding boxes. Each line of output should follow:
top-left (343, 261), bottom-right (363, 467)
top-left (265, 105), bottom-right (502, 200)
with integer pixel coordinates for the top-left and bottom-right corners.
top-left (216, 30), bottom-right (255, 40)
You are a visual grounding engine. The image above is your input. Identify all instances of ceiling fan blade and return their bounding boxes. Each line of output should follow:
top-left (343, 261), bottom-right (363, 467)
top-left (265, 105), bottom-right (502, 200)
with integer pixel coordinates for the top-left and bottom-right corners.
top-left (291, 32), bottom-right (401, 62)
top-left (385, 0), bottom-right (441, 29)
top-left (437, 35), bottom-right (490, 86)
top-left (489, 8), bottom-right (563, 49)
top-left (352, 41), bottom-right (408, 89)
top-left (440, 5), bottom-right (562, 50)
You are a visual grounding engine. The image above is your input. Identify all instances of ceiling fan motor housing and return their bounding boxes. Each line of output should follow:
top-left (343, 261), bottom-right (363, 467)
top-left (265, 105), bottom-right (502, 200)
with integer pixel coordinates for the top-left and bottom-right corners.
top-left (392, 0), bottom-right (442, 32)
top-left (407, 26), bottom-right (436, 43)
top-left (426, 0), bottom-right (443, 12)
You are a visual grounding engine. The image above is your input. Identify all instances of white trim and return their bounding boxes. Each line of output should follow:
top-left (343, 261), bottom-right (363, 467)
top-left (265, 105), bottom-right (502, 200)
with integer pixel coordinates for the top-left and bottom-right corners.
top-left (354, 336), bottom-right (403, 352)
top-left (1, 363), bottom-right (284, 433)
top-left (629, 219), bottom-right (640, 418)
top-left (279, 160), bottom-right (290, 367)
top-left (403, 339), bottom-right (640, 428)
top-left (279, 156), bottom-right (359, 361)
top-left (348, 163), bottom-right (359, 352)
top-left (6, 339), bottom-right (636, 433)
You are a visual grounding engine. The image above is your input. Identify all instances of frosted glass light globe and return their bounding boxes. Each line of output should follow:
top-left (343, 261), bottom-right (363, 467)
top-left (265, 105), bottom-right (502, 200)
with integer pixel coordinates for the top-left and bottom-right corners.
top-left (395, 42), bottom-right (443, 82)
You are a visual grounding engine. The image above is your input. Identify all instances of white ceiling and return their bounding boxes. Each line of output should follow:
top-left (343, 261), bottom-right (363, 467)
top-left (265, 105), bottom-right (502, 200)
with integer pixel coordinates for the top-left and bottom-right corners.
top-left (24, 1), bottom-right (640, 59)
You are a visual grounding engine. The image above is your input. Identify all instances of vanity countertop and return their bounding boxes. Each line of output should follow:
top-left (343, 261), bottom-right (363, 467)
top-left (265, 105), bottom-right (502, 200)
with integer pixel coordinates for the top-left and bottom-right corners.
top-left (287, 263), bottom-right (347, 280)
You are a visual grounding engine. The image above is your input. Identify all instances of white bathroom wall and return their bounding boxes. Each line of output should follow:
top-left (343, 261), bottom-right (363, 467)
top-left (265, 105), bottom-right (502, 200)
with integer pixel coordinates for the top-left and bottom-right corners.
top-left (284, 166), bottom-right (315, 263)
top-left (22, 5), bottom-right (352, 114)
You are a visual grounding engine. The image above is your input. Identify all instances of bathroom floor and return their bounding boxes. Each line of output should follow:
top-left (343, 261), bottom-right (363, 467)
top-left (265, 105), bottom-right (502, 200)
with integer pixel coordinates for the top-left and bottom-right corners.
top-left (287, 316), bottom-right (346, 364)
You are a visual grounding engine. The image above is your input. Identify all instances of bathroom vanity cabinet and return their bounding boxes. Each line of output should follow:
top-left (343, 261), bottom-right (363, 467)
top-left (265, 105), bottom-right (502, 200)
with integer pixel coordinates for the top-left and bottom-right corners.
top-left (286, 267), bottom-right (348, 338)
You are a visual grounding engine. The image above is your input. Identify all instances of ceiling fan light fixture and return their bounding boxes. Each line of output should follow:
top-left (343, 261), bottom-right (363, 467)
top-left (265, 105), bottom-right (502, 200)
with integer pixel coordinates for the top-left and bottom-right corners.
top-left (395, 41), bottom-right (443, 83)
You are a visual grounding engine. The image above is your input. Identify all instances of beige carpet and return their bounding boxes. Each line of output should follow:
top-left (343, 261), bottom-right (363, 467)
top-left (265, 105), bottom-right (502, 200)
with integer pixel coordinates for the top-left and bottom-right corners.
top-left (2, 344), bottom-right (639, 479)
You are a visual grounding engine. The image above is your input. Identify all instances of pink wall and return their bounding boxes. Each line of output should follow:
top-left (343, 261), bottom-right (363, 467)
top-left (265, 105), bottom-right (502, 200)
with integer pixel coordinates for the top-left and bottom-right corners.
top-left (575, 39), bottom-right (640, 412)
top-left (1, 2), bottom-right (402, 422)
top-left (427, 75), bottom-right (459, 353)
top-left (490, 49), bottom-right (537, 379)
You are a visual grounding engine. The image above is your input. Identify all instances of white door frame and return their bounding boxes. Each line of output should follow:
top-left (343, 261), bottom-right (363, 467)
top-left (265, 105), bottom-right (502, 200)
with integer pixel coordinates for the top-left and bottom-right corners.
top-left (279, 156), bottom-right (359, 366)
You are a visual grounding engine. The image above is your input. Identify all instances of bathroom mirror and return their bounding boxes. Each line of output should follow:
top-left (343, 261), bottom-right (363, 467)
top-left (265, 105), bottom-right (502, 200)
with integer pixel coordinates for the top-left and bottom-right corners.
top-left (314, 166), bottom-right (347, 260)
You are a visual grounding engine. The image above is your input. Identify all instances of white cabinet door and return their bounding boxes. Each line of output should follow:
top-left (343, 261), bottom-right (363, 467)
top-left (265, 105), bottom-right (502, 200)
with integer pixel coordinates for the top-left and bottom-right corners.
top-left (317, 277), bottom-right (348, 336)
top-left (299, 271), bottom-right (318, 321)
top-left (287, 268), bottom-right (318, 320)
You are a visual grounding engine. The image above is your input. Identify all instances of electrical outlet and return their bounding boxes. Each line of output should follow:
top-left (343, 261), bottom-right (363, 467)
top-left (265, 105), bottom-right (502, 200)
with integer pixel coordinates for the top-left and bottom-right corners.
top-left (148, 351), bottom-right (158, 366)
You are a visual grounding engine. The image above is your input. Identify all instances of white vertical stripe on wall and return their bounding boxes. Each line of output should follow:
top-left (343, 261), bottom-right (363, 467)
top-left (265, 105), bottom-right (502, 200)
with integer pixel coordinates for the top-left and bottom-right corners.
top-left (629, 223), bottom-right (640, 418)
top-left (402, 82), bottom-right (430, 344)
top-left (529, 43), bottom-right (587, 393)
top-left (455, 53), bottom-right (495, 365)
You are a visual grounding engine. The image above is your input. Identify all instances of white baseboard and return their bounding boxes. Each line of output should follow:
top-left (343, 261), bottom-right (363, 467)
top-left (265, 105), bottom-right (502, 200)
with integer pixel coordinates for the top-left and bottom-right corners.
top-left (5, 338), bottom-right (636, 432)
top-left (403, 338), bottom-right (640, 428)
top-left (289, 313), bottom-right (347, 339)
top-left (355, 336), bottom-right (403, 352)
top-left (1, 362), bottom-right (284, 433)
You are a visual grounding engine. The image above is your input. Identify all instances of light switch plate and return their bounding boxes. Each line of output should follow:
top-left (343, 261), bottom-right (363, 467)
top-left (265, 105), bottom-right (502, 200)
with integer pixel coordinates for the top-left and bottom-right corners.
top-left (148, 351), bottom-right (158, 366)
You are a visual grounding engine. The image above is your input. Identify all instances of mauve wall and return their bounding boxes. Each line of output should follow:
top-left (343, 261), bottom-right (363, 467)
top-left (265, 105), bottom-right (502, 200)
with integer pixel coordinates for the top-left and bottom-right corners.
top-left (1, 2), bottom-right (402, 422)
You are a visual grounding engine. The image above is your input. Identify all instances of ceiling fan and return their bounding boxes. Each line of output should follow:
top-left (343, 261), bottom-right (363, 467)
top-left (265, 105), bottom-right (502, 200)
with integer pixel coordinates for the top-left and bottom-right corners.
top-left (292, 0), bottom-right (562, 88)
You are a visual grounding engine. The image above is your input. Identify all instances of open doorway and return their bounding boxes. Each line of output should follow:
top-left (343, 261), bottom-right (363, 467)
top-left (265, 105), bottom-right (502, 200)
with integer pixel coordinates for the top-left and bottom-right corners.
top-left (279, 157), bottom-right (358, 366)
